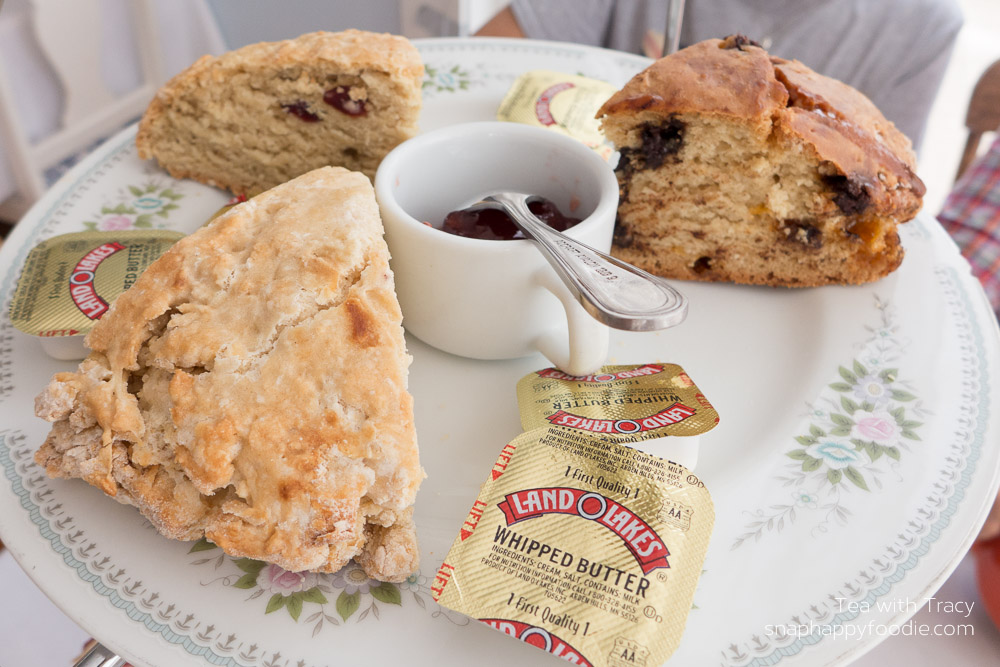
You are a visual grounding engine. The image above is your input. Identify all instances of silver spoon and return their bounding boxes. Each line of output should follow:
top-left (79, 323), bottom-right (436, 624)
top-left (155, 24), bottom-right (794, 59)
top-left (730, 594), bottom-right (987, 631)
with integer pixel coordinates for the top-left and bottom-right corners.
top-left (467, 192), bottom-right (688, 331)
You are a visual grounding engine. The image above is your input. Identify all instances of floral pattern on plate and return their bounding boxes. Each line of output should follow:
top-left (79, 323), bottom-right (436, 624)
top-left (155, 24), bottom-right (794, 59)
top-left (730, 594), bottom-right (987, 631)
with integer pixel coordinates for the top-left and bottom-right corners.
top-left (186, 538), bottom-right (464, 635)
top-left (82, 181), bottom-right (184, 231)
top-left (733, 297), bottom-right (930, 548)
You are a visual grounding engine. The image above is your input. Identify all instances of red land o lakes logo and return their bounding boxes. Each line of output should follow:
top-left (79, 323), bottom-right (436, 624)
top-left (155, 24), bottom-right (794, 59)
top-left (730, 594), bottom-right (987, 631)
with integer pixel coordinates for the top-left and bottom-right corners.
top-left (545, 402), bottom-right (696, 434)
top-left (68, 241), bottom-right (126, 319)
top-left (534, 82), bottom-right (574, 126)
top-left (498, 487), bottom-right (670, 574)
top-left (536, 364), bottom-right (664, 383)
top-left (481, 618), bottom-right (592, 666)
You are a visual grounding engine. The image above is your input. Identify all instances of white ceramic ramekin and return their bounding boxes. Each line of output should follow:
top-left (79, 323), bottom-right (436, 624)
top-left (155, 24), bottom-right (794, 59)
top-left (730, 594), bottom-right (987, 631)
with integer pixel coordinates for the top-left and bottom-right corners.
top-left (374, 121), bottom-right (619, 376)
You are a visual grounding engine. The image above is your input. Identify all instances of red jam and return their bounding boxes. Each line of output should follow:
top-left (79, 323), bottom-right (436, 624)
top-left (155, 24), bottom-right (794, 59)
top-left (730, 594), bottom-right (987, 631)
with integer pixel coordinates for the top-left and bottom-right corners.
top-left (440, 198), bottom-right (582, 240)
top-left (324, 86), bottom-right (367, 116)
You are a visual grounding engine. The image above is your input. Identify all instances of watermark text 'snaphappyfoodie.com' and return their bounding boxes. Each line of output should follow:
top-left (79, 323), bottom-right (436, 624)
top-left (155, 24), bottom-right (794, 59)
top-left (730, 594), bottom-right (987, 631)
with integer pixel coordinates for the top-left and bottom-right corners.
top-left (765, 597), bottom-right (976, 640)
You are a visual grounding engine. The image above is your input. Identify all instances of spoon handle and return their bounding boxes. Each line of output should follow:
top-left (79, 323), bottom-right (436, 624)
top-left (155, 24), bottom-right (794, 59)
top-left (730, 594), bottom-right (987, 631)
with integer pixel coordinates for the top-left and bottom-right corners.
top-left (483, 192), bottom-right (688, 332)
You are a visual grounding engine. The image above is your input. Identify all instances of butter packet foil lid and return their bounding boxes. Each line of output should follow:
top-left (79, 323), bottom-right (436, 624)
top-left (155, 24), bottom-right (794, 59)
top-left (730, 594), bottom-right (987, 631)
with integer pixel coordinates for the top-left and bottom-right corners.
top-left (517, 364), bottom-right (719, 443)
top-left (497, 70), bottom-right (617, 160)
top-left (9, 230), bottom-right (184, 341)
top-left (432, 427), bottom-right (713, 666)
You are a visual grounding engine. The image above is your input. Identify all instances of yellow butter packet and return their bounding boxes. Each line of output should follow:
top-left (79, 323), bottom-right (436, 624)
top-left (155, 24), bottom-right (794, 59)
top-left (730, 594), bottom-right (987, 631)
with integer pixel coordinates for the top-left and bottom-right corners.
top-left (497, 70), bottom-right (617, 160)
top-left (9, 230), bottom-right (183, 358)
top-left (516, 364), bottom-right (719, 443)
top-left (432, 427), bottom-right (713, 666)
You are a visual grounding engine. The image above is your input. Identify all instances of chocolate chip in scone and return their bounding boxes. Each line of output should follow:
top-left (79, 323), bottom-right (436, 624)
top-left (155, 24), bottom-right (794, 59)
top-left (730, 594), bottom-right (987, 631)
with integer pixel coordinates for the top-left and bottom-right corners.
top-left (692, 256), bottom-right (712, 273)
top-left (612, 218), bottom-right (634, 248)
top-left (638, 118), bottom-right (686, 170)
top-left (720, 34), bottom-right (762, 51)
top-left (614, 151), bottom-right (636, 201)
top-left (821, 174), bottom-right (872, 215)
top-left (780, 219), bottom-right (823, 249)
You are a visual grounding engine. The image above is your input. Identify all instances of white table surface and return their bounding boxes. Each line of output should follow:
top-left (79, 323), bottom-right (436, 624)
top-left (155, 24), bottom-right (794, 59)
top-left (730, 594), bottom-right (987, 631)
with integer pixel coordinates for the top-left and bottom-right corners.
top-left (1, 545), bottom-right (998, 666)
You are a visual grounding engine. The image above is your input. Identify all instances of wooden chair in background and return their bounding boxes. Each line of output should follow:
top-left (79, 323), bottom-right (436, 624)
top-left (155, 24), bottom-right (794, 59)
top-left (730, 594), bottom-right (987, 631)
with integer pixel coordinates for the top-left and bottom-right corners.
top-left (0, 0), bottom-right (165, 224)
top-left (956, 58), bottom-right (1000, 182)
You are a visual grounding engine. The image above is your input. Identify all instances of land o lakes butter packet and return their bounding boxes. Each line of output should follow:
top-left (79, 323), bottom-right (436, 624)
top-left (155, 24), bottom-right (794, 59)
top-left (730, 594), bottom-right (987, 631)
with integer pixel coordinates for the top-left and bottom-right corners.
top-left (517, 364), bottom-right (719, 443)
top-left (497, 70), bottom-right (617, 161)
top-left (9, 229), bottom-right (184, 359)
top-left (432, 427), bottom-right (713, 666)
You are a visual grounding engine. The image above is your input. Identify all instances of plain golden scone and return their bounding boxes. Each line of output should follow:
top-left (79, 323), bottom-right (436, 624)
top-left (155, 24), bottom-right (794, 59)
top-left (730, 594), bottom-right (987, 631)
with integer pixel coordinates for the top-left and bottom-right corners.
top-left (597, 35), bottom-right (926, 287)
top-left (34, 167), bottom-right (423, 582)
top-left (136, 30), bottom-right (423, 194)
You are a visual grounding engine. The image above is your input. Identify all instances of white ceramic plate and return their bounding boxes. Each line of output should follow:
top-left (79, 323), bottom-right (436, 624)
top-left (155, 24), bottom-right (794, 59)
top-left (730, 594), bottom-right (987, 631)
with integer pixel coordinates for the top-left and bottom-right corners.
top-left (1, 38), bottom-right (999, 667)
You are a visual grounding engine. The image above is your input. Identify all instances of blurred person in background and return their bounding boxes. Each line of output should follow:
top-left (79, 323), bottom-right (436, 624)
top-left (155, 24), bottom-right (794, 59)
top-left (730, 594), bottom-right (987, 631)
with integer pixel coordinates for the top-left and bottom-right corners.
top-left (477, 0), bottom-right (963, 153)
top-left (938, 135), bottom-right (1000, 544)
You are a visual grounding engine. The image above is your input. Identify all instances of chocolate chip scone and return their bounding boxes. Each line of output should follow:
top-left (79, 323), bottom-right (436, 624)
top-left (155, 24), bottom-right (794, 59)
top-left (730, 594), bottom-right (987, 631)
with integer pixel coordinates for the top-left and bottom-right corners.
top-left (597, 35), bottom-right (925, 287)
top-left (35, 166), bottom-right (423, 582)
top-left (136, 30), bottom-right (423, 195)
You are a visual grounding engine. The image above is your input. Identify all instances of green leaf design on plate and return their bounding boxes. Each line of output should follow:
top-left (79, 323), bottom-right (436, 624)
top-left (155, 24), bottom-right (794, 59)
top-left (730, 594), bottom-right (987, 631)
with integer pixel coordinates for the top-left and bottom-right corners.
top-left (286, 593), bottom-right (303, 621)
top-left (786, 449), bottom-right (809, 460)
top-left (233, 573), bottom-right (259, 589)
top-left (902, 430), bottom-right (921, 441)
top-left (300, 587), bottom-right (328, 604)
top-left (867, 442), bottom-right (883, 461)
top-left (128, 185), bottom-right (143, 197)
top-left (844, 466), bottom-right (869, 491)
top-left (235, 558), bottom-right (267, 575)
top-left (830, 413), bottom-right (853, 427)
top-left (879, 368), bottom-right (898, 382)
top-left (840, 396), bottom-right (860, 414)
top-left (890, 389), bottom-right (917, 401)
top-left (830, 426), bottom-right (851, 437)
top-left (809, 425), bottom-right (825, 438)
top-left (337, 591), bottom-right (360, 620)
top-left (827, 468), bottom-right (842, 485)
top-left (370, 582), bottom-right (402, 605)
top-left (133, 218), bottom-right (152, 228)
top-left (885, 446), bottom-right (901, 460)
top-left (838, 366), bottom-right (858, 384)
top-left (794, 435), bottom-right (817, 446)
top-left (802, 457), bottom-right (823, 472)
top-left (852, 360), bottom-right (868, 377)
top-left (829, 382), bottom-right (853, 392)
top-left (265, 593), bottom-right (286, 614)
top-left (188, 537), bottom-right (218, 553)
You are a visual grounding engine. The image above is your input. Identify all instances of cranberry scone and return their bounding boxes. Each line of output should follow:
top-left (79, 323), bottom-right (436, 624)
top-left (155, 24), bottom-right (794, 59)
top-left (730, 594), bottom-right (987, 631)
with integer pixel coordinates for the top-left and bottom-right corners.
top-left (35, 167), bottom-right (423, 581)
top-left (597, 35), bottom-right (925, 287)
top-left (136, 30), bottom-right (423, 194)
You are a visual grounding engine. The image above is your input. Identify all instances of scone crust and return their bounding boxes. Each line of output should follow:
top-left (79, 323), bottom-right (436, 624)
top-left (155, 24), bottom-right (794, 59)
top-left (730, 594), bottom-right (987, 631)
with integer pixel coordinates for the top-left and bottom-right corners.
top-left (135, 30), bottom-right (423, 193)
top-left (597, 36), bottom-right (925, 222)
top-left (34, 166), bottom-right (423, 580)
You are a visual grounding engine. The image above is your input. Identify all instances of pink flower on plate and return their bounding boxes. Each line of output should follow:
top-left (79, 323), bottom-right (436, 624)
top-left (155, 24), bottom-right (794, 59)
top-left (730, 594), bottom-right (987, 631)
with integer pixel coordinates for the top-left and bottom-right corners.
top-left (258, 564), bottom-right (319, 595)
top-left (98, 214), bottom-right (133, 231)
top-left (851, 409), bottom-right (900, 445)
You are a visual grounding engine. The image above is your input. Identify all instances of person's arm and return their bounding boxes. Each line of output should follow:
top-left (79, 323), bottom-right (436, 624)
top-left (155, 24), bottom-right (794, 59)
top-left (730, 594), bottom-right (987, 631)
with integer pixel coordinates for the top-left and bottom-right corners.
top-left (475, 6), bottom-right (525, 38)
